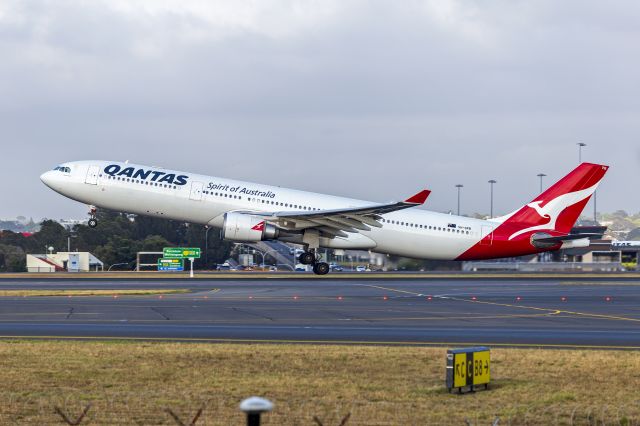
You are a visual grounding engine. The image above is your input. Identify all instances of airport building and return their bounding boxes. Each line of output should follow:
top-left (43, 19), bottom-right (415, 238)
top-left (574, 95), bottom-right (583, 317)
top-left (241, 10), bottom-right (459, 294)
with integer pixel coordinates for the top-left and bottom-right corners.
top-left (27, 252), bottom-right (104, 273)
top-left (463, 226), bottom-right (638, 272)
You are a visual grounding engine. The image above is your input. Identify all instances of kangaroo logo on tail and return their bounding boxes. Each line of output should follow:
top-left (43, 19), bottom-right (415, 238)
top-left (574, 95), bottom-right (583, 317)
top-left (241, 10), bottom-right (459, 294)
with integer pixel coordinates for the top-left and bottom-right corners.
top-left (508, 183), bottom-right (599, 240)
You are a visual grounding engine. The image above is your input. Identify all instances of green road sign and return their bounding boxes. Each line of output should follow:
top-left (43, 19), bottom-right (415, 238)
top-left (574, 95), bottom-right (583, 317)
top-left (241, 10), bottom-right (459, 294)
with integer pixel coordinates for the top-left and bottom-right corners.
top-left (163, 247), bottom-right (201, 259)
top-left (157, 258), bottom-right (184, 272)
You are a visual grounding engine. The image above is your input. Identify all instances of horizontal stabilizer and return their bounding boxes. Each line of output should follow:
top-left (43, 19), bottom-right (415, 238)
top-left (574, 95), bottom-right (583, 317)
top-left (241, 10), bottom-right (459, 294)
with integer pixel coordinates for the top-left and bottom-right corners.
top-left (531, 233), bottom-right (599, 249)
top-left (531, 233), bottom-right (601, 244)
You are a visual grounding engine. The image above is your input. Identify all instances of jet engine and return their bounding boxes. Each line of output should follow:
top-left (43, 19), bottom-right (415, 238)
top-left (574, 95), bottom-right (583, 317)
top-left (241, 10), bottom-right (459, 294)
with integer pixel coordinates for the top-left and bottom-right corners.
top-left (221, 212), bottom-right (279, 242)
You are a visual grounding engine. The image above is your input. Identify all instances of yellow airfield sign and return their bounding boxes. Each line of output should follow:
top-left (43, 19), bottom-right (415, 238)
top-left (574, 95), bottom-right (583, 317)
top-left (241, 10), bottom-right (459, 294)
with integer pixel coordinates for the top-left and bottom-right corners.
top-left (446, 347), bottom-right (490, 393)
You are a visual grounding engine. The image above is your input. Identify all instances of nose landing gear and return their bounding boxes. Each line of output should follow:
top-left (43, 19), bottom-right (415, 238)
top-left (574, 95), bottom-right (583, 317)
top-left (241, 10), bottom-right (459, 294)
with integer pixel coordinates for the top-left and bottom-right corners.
top-left (87, 206), bottom-right (98, 228)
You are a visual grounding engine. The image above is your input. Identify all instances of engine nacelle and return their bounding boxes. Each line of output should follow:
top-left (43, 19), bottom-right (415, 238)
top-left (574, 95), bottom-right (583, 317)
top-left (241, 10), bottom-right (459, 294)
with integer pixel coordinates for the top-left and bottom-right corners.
top-left (221, 212), bottom-right (279, 242)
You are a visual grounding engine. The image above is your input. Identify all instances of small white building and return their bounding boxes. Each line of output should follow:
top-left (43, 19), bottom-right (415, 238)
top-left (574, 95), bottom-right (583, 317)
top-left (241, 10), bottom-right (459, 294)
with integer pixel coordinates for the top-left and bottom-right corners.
top-left (27, 252), bottom-right (104, 273)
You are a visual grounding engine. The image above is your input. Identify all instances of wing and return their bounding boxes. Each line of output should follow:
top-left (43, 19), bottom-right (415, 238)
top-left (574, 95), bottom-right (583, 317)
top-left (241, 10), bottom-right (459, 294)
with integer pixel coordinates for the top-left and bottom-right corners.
top-left (257, 189), bottom-right (431, 238)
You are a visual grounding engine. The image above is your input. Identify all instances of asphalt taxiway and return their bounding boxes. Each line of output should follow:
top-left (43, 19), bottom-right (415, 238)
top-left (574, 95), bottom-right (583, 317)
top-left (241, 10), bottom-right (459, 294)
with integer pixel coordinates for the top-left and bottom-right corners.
top-left (0, 276), bottom-right (639, 348)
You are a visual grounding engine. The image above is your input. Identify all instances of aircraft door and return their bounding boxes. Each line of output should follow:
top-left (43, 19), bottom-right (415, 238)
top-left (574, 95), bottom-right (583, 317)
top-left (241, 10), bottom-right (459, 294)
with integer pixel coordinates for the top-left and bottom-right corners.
top-left (480, 225), bottom-right (494, 245)
top-left (189, 181), bottom-right (204, 201)
top-left (85, 165), bottom-right (100, 185)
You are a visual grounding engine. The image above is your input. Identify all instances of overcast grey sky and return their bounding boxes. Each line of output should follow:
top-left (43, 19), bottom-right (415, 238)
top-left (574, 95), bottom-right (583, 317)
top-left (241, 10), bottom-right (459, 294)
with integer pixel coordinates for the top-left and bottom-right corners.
top-left (1, 0), bottom-right (638, 220)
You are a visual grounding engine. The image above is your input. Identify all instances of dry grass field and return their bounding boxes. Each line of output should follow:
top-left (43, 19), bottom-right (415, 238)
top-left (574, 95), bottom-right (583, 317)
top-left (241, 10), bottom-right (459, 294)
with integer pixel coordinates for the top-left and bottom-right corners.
top-left (0, 341), bottom-right (638, 425)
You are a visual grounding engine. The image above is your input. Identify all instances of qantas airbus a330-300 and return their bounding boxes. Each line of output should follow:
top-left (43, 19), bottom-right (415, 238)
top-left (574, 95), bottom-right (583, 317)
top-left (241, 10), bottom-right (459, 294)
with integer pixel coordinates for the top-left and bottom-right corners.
top-left (41, 161), bottom-right (608, 275)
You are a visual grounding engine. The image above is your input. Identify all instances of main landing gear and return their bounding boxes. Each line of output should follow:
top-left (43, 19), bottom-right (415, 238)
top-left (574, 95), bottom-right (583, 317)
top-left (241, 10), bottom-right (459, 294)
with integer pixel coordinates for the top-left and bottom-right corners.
top-left (87, 206), bottom-right (98, 228)
top-left (298, 250), bottom-right (330, 275)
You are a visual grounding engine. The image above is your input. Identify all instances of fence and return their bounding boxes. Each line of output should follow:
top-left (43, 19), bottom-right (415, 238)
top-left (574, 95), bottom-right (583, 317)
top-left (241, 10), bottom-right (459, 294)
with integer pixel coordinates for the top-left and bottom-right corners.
top-left (462, 261), bottom-right (625, 272)
top-left (1, 393), bottom-right (638, 425)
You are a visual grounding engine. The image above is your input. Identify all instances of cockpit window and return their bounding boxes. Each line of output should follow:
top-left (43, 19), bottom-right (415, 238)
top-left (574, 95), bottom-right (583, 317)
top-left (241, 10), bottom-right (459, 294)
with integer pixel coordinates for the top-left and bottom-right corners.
top-left (53, 166), bottom-right (71, 173)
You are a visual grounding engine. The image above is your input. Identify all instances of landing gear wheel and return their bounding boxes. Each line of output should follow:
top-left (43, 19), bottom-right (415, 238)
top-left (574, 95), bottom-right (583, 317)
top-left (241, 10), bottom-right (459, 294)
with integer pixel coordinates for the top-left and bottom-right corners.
top-left (299, 251), bottom-right (316, 265)
top-left (312, 262), bottom-right (330, 275)
top-left (87, 206), bottom-right (98, 228)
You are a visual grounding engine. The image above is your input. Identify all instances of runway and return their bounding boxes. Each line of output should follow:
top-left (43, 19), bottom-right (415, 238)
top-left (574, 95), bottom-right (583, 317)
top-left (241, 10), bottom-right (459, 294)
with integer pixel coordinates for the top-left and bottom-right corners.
top-left (0, 277), bottom-right (639, 348)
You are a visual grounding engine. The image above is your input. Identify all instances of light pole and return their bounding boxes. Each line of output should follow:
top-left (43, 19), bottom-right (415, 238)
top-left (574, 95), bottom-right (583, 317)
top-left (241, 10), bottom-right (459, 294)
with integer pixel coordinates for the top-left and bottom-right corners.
top-left (537, 173), bottom-right (546, 193)
top-left (455, 184), bottom-right (463, 216)
top-left (204, 226), bottom-right (211, 268)
top-left (577, 143), bottom-right (597, 222)
top-left (577, 142), bottom-right (586, 163)
top-left (488, 180), bottom-right (496, 218)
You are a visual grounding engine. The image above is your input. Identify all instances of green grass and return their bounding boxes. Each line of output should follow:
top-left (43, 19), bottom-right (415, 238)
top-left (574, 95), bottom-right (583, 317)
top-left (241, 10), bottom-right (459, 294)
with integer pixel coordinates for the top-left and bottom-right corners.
top-left (0, 341), bottom-right (638, 424)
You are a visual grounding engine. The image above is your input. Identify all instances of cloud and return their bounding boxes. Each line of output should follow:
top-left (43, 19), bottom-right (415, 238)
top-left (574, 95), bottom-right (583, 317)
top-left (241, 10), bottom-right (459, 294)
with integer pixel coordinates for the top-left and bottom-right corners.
top-left (0, 1), bottom-right (638, 218)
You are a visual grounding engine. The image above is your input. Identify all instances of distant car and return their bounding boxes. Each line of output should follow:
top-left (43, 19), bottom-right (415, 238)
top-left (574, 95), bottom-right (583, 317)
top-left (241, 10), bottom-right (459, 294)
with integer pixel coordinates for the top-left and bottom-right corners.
top-left (216, 264), bottom-right (231, 271)
top-left (268, 266), bottom-right (278, 271)
top-left (330, 263), bottom-right (343, 272)
top-left (355, 265), bottom-right (367, 272)
top-left (295, 264), bottom-right (307, 272)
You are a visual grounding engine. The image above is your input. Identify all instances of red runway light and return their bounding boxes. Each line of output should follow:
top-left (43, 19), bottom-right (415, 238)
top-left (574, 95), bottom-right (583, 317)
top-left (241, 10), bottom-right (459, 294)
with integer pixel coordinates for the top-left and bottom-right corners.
top-left (337, 296), bottom-right (343, 300)
top-left (113, 295), bottom-right (118, 299)
top-left (249, 296), bottom-right (253, 300)
top-left (605, 296), bottom-right (612, 302)
top-left (561, 296), bottom-right (567, 302)
top-left (383, 296), bottom-right (388, 301)
top-left (426, 296), bottom-right (433, 301)
top-left (158, 295), bottom-right (163, 299)
top-left (471, 296), bottom-right (477, 301)
top-left (293, 295), bottom-right (299, 300)
top-left (515, 296), bottom-right (522, 302)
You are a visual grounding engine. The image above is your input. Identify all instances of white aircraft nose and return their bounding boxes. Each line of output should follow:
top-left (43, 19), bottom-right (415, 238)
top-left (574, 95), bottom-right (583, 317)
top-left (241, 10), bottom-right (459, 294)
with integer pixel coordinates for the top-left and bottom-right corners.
top-left (40, 171), bottom-right (55, 188)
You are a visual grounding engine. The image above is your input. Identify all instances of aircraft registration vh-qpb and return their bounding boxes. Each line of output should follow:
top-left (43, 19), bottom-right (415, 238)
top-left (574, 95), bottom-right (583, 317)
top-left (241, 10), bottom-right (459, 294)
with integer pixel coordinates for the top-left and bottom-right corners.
top-left (41, 161), bottom-right (608, 275)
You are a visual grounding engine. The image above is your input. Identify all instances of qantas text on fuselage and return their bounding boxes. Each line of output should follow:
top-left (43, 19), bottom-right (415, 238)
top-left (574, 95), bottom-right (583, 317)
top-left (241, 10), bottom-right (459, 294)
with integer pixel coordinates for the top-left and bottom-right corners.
top-left (41, 161), bottom-right (608, 274)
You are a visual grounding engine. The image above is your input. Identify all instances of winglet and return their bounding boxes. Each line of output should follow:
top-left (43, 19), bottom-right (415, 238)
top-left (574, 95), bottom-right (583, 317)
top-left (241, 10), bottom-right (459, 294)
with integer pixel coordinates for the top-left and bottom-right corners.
top-left (404, 189), bottom-right (431, 205)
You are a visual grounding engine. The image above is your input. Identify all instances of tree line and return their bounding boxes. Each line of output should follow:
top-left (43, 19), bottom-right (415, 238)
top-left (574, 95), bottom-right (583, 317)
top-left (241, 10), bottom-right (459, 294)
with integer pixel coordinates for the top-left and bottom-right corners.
top-left (0, 211), bottom-right (233, 272)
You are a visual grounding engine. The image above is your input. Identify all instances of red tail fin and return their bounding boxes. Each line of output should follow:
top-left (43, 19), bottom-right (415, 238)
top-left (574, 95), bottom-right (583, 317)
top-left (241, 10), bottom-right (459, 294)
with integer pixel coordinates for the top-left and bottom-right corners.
top-left (494, 163), bottom-right (608, 240)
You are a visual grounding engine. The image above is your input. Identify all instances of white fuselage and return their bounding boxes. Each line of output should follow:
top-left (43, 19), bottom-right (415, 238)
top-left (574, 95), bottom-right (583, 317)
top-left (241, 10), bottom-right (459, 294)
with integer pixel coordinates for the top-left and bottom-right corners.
top-left (41, 161), bottom-right (497, 260)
